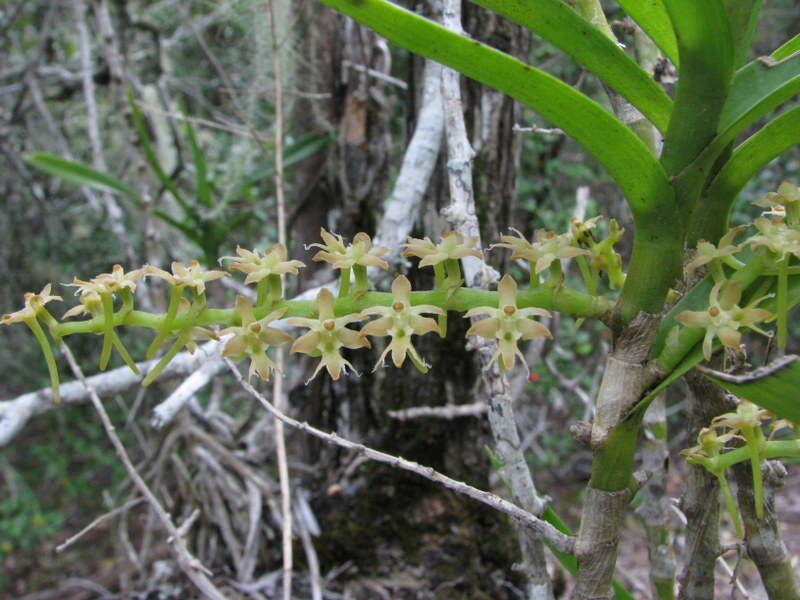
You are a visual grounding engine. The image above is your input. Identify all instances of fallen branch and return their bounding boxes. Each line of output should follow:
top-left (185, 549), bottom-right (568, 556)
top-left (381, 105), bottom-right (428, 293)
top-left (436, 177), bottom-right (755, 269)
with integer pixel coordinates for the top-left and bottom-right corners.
top-left (387, 402), bottom-right (487, 420)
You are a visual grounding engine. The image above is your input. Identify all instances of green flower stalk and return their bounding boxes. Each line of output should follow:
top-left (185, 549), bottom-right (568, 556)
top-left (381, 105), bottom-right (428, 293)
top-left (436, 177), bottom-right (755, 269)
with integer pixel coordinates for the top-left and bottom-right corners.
top-left (711, 402), bottom-right (770, 519)
top-left (464, 274), bottom-right (552, 372)
top-left (145, 261), bottom-right (228, 359)
top-left (287, 288), bottom-right (369, 381)
top-left (403, 231), bottom-right (481, 336)
top-left (675, 279), bottom-right (772, 361)
top-left (72, 265), bottom-right (145, 372)
top-left (745, 217), bottom-right (800, 349)
top-left (681, 427), bottom-right (745, 538)
top-left (220, 297), bottom-right (292, 381)
top-left (2, 285), bottom-right (63, 401)
top-left (359, 275), bottom-right (443, 373)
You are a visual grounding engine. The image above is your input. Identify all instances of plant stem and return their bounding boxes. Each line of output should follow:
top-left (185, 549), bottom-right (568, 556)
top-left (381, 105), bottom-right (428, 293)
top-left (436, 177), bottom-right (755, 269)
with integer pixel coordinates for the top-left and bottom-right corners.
top-left (99, 293), bottom-right (116, 370)
top-left (146, 285), bottom-right (182, 359)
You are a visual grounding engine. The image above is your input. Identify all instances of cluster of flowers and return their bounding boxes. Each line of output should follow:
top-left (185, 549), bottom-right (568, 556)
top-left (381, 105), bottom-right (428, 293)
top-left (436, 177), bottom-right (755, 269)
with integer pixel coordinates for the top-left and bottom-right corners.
top-left (3, 182), bottom-right (796, 401)
top-left (682, 400), bottom-right (796, 536)
top-left (675, 181), bottom-right (800, 359)
top-left (1, 215), bottom-right (630, 400)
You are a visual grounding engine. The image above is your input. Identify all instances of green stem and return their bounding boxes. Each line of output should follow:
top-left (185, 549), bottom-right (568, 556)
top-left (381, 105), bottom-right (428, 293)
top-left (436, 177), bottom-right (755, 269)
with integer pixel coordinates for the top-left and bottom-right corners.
top-left (529, 265), bottom-right (539, 289)
top-left (338, 267), bottom-right (351, 298)
top-left (256, 278), bottom-right (269, 306)
top-left (54, 284), bottom-right (613, 338)
top-left (26, 318), bottom-right (60, 403)
top-left (142, 335), bottom-right (186, 386)
top-left (353, 264), bottom-right (369, 294)
top-left (267, 274), bottom-right (283, 303)
top-left (146, 285), bottom-right (183, 359)
top-left (715, 470), bottom-right (744, 538)
top-left (777, 255), bottom-right (788, 349)
top-left (112, 331), bottom-right (140, 375)
top-left (99, 293), bottom-right (116, 370)
top-left (444, 258), bottom-right (462, 284)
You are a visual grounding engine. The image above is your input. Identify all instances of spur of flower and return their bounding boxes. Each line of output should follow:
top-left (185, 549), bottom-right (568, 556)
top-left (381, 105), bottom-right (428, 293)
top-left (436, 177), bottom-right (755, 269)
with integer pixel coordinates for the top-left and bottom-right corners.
top-left (220, 296), bottom-right (292, 381)
top-left (308, 228), bottom-right (389, 270)
top-left (402, 231), bottom-right (482, 268)
top-left (287, 288), bottom-right (369, 381)
top-left (220, 243), bottom-right (305, 284)
top-left (464, 274), bottom-right (552, 371)
top-left (2, 284), bottom-right (62, 326)
top-left (146, 260), bottom-right (229, 295)
top-left (359, 275), bottom-right (443, 372)
top-left (675, 279), bottom-right (772, 360)
top-left (492, 228), bottom-right (588, 274)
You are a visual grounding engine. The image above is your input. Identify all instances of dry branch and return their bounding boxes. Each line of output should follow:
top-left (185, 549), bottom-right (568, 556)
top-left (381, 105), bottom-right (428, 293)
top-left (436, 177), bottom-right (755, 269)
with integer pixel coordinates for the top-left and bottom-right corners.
top-left (224, 357), bottom-right (575, 555)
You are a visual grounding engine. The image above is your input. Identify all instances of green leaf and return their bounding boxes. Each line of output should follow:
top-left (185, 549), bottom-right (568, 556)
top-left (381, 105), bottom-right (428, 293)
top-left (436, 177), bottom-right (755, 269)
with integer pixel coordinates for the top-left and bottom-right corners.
top-left (771, 33), bottom-right (800, 61)
top-left (314, 0), bottom-right (673, 225)
top-left (183, 115), bottom-right (213, 208)
top-left (24, 153), bottom-right (140, 204)
top-left (722, 0), bottom-right (763, 67)
top-left (703, 357), bottom-right (800, 424)
top-left (660, 0), bottom-right (735, 180)
top-left (151, 209), bottom-right (202, 245)
top-left (703, 105), bottom-right (800, 220)
top-left (284, 132), bottom-right (333, 166)
top-left (720, 51), bottom-right (800, 140)
top-left (128, 94), bottom-right (201, 224)
top-left (470, 0), bottom-right (673, 132)
top-left (615, 0), bottom-right (679, 66)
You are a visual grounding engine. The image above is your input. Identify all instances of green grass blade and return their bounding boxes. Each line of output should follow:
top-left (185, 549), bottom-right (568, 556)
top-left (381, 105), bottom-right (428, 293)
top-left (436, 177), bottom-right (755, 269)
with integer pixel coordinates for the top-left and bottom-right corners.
top-left (24, 153), bottom-right (141, 204)
top-left (471, 0), bottom-right (673, 133)
top-left (314, 0), bottom-right (672, 223)
top-left (183, 115), bottom-right (213, 208)
top-left (660, 0), bottom-right (735, 181)
top-left (615, 0), bottom-right (678, 66)
top-left (128, 93), bottom-right (201, 223)
top-left (151, 209), bottom-right (202, 246)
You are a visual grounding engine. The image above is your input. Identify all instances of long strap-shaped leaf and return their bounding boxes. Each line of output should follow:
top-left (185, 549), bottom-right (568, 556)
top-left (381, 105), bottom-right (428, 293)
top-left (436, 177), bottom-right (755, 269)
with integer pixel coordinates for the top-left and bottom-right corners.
top-left (703, 106), bottom-right (800, 227)
top-left (704, 358), bottom-right (800, 424)
top-left (314, 0), bottom-right (673, 224)
top-left (615, 0), bottom-right (678, 66)
top-left (673, 47), bottom-right (800, 230)
top-left (660, 0), bottom-right (735, 181)
top-left (723, 0), bottom-right (763, 68)
top-left (24, 153), bottom-right (141, 204)
top-left (720, 52), bottom-right (800, 139)
top-left (470, 0), bottom-right (672, 133)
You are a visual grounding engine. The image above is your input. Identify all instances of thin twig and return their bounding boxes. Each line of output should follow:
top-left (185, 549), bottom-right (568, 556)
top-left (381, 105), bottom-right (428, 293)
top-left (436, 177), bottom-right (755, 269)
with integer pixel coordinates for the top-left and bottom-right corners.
top-left (266, 2), bottom-right (293, 598)
top-left (56, 497), bottom-right (145, 553)
top-left (60, 342), bottom-right (227, 600)
top-left (224, 358), bottom-right (575, 555)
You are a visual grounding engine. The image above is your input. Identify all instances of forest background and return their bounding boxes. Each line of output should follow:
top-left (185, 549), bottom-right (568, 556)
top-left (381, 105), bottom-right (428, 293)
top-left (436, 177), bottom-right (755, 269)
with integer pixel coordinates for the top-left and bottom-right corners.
top-left (0, 0), bottom-right (799, 599)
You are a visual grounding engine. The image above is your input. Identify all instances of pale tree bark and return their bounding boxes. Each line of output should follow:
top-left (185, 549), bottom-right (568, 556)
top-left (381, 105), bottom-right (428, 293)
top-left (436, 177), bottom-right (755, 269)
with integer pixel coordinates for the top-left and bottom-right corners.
top-left (438, 1), bottom-right (552, 597)
top-left (679, 371), bottom-right (735, 600)
top-left (733, 454), bottom-right (800, 598)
